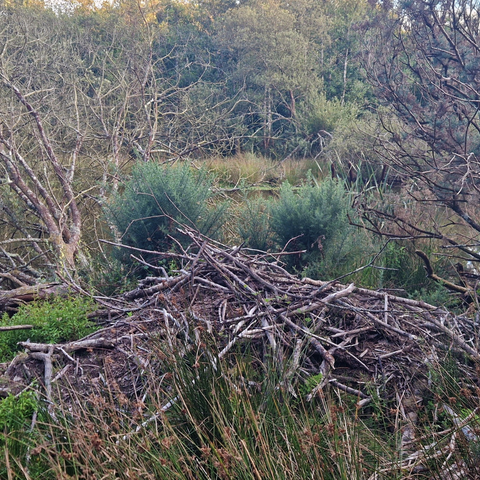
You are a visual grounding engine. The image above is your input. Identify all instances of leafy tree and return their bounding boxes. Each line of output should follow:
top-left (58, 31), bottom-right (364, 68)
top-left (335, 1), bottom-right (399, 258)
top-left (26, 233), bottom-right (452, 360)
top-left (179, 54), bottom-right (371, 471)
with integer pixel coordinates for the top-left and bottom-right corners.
top-left (317, 0), bottom-right (372, 104)
top-left (216, 0), bottom-right (325, 156)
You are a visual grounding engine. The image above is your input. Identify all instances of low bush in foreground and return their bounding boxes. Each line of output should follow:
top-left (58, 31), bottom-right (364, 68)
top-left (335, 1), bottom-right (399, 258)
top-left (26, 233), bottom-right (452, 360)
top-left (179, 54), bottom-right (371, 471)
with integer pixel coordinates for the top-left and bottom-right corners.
top-left (0, 296), bottom-right (97, 362)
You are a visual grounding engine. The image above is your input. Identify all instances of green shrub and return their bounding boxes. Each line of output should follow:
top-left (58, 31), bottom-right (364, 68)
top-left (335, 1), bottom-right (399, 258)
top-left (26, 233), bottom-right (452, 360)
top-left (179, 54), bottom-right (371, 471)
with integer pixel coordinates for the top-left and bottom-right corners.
top-left (379, 241), bottom-right (454, 300)
top-left (108, 162), bottom-right (226, 260)
top-left (0, 390), bottom-right (38, 434)
top-left (0, 296), bottom-right (97, 361)
top-left (236, 195), bottom-right (273, 251)
top-left (269, 176), bottom-right (365, 278)
top-left (270, 176), bottom-right (349, 252)
top-left (83, 254), bottom-right (140, 297)
top-left (0, 389), bottom-right (40, 479)
top-left (302, 226), bottom-right (374, 281)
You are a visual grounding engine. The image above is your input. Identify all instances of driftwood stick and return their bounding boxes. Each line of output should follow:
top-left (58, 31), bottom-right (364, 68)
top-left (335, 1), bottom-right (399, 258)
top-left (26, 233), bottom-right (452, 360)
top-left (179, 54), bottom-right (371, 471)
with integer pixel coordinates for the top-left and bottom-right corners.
top-left (123, 273), bottom-right (189, 300)
top-left (284, 283), bottom-right (356, 317)
top-left (329, 379), bottom-right (370, 399)
top-left (322, 283), bottom-right (356, 303)
top-left (306, 360), bottom-right (332, 401)
top-left (416, 250), bottom-right (472, 294)
top-left (193, 276), bottom-right (230, 292)
top-left (216, 248), bottom-right (282, 296)
top-left (423, 313), bottom-right (480, 360)
top-left (285, 337), bottom-right (305, 380)
top-left (200, 248), bottom-right (253, 297)
top-left (280, 313), bottom-right (335, 367)
top-left (0, 325), bottom-right (33, 331)
top-left (330, 326), bottom-right (374, 338)
top-left (0, 283), bottom-right (69, 312)
top-left (261, 313), bottom-right (277, 352)
top-left (361, 310), bottom-right (420, 341)
top-left (52, 364), bottom-right (72, 383)
top-left (19, 337), bottom-right (117, 353)
top-left (30, 346), bottom-right (55, 419)
top-left (302, 277), bottom-right (439, 310)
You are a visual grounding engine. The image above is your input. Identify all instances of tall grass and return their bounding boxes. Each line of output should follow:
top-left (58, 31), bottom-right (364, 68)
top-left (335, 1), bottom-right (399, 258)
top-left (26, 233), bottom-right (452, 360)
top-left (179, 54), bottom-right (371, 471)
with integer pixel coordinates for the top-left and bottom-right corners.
top-left (204, 153), bottom-right (323, 187)
top-left (3, 336), bottom-right (480, 479)
top-left (0, 345), bottom-right (389, 479)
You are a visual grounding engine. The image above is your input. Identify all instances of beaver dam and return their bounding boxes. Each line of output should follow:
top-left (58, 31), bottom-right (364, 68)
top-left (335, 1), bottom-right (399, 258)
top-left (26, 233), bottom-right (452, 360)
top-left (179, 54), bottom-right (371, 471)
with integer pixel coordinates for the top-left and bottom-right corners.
top-left (1, 227), bottom-right (480, 479)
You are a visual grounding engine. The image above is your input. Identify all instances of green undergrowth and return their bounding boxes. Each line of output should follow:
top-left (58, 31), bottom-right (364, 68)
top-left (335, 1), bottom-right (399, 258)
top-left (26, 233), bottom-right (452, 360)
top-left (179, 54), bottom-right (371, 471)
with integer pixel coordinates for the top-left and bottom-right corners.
top-left (0, 390), bottom-right (45, 479)
top-left (2, 338), bottom-right (479, 479)
top-left (0, 296), bottom-right (97, 362)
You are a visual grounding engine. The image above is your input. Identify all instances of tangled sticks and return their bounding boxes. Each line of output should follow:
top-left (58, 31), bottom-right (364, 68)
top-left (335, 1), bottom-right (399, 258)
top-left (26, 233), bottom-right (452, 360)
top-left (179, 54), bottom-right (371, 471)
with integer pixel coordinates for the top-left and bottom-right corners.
top-left (12, 227), bottom-right (479, 411)
top-left (113, 228), bottom-right (480, 404)
top-left (6, 228), bottom-right (480, 475)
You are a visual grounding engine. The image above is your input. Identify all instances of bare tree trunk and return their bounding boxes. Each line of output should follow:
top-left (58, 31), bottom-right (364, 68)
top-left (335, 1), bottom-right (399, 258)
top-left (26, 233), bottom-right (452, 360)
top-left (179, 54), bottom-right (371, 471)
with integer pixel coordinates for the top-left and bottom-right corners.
top-left (341, 48), bottom-right (349, 106)
top-left (0, 78), bottom-right (81, 273)
top-left (289, 90), bottom-right (296, 118)
top-left (264, 84), bottom-right (273, 152)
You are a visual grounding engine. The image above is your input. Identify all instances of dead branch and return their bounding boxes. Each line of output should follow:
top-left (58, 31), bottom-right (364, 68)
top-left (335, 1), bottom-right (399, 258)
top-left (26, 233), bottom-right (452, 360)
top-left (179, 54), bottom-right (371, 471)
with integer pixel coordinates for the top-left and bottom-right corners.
top-left (0, 325), bottom-right (33, 331)
top-left (416, 250), bottom-right (472, 294)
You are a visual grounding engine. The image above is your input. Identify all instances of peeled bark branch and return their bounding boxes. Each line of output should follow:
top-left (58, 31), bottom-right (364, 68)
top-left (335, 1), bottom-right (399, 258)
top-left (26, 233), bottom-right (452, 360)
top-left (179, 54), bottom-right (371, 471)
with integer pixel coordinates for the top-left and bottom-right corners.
top-left (0, 77), bottom-right (82, 271)
top-left (416, 250), bottom-right (472, 294)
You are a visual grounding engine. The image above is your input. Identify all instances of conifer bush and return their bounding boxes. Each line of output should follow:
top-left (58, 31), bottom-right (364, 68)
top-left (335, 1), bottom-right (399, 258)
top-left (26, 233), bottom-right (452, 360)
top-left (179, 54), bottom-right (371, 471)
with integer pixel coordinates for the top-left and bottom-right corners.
top-left (270, 176), bottom-right (364, 278)
top-left (108, 162), bottom-right (226, 259)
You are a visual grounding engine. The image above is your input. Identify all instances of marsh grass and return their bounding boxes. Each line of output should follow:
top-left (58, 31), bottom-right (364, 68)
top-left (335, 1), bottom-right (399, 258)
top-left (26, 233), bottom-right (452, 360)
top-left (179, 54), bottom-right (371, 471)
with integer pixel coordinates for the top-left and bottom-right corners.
top-left (204, 153), bottom-right (323, 187)
top-left (3, 338), bottom-right (480, 479)
top-left (0, 346), bottom-right (391, 479)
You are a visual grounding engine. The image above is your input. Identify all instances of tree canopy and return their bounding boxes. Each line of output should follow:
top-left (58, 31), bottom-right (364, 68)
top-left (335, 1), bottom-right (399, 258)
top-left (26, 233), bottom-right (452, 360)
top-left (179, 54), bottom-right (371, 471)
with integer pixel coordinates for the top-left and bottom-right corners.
top-left (1, 0), bottom-right (480, 299)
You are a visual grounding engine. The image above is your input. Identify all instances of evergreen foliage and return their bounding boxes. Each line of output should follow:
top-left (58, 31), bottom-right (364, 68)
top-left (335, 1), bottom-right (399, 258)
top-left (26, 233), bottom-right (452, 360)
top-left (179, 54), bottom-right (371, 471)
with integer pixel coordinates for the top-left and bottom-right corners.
top-left (108, 162), bottom-right (226, 257)
top-left (270, 177), bottom-right (348, 252)
top-left (236, 195), bottom-right (273, 251)
top-left (270, 176), bottom-right (364, 277)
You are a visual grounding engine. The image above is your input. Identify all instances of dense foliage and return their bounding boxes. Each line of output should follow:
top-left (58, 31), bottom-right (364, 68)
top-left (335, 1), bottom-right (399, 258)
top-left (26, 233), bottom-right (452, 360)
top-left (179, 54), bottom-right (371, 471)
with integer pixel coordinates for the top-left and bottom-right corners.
top-left (0, 296), bottom-right (96, 361)
top-left (0, 0), bottom-right (475, 297)
top-left (269, 177), bottom-right (368, 278)
top-left (108, 162), bottom-right (226, 259)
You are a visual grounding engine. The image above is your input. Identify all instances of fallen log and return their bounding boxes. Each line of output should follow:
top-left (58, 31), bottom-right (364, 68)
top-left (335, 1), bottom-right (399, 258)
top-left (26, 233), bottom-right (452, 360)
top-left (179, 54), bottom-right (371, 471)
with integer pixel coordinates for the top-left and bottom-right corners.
top-left (19, 337), bottom-right (118, 353)
top-left (0, 283), bottom-right (70, 312)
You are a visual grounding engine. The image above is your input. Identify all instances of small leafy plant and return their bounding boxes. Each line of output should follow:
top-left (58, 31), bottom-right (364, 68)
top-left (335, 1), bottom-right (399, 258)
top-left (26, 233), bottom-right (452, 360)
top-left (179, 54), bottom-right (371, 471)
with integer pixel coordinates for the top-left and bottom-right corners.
top-left (0, 390), bottom-right (38, 434)
top-left (0, 296), bottom-right (97, 361)
top-left (0, 389), bottom-right (42, 479)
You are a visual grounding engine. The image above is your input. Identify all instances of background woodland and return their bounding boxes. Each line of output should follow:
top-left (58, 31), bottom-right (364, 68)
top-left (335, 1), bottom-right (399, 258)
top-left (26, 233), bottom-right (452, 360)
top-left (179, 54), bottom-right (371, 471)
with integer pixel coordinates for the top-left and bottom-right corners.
top-left (1, 0), bottom-right (480, 478)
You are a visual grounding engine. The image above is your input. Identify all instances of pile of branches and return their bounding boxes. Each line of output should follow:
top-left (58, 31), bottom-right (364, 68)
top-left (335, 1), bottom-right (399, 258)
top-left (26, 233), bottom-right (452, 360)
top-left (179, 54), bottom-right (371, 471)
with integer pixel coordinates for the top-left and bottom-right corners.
top-left (4, 228), bottom-right (480, 401)
top-left (3, 228), bottom-right (480, 474)
top-left (108, 228), bottom-right (480, 402)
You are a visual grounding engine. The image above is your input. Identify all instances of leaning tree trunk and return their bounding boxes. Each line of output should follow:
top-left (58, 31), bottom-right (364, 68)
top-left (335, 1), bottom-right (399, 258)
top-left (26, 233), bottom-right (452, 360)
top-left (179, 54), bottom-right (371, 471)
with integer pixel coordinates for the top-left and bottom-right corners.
top-left (0, 78), bottom-right (82, 277)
